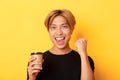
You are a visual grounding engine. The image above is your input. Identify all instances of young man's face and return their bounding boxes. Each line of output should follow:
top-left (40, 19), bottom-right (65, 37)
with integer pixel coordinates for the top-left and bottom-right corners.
top-left (48, 16), bottom-right (73, 49)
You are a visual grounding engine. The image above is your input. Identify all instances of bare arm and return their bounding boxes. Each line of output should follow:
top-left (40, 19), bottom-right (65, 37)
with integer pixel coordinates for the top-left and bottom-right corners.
top-left (80, 52), bottom-right (95, 80)
top-left (75, 38), bottom-right (95, 80)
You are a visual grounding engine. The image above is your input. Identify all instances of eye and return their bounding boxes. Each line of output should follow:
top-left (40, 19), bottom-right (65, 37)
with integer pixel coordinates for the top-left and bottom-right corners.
top-left (63, 26), bottom-right (67, 28)
top-left (50, 26), bottom-right (56, 30)
top-left (62, 25), bottom-right (69, 29)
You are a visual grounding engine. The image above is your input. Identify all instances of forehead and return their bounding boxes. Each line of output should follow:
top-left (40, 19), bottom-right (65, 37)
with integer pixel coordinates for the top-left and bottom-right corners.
top-left (51, 16), bottom-right (68, 25)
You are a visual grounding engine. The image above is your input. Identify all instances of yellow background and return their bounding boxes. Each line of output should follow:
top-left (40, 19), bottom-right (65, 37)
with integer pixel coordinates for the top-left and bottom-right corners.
top-left (0, 0), bottom-right (120, 80)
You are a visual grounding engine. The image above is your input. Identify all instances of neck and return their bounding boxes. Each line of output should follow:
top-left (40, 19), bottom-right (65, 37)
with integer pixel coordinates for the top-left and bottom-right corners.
top-left (50, 46), bottom-right (72, 55)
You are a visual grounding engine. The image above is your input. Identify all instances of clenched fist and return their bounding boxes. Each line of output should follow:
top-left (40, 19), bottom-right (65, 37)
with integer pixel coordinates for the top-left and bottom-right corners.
top-left (75, 38), bottom-right (88, 56)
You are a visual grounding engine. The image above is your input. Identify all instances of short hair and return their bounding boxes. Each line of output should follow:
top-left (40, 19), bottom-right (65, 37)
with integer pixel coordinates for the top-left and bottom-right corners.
top-left (44, 9), bottom-right (76, 30)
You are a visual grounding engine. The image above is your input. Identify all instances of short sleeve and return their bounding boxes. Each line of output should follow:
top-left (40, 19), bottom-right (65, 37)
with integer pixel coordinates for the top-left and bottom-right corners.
top-left (27, 62), bottom-right (29, 80)
top-left (88, 56), bottom-right (95, 72)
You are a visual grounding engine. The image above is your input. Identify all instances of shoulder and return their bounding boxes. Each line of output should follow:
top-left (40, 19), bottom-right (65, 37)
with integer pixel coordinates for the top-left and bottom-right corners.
top-left (71, 50), bottom-right (80, 56)
top-left (43, 50), bottom-right (49, 54)
top-left (70, 50), bottom-right (81, 58)
top-left (42, 50), bottom-right (50, 58)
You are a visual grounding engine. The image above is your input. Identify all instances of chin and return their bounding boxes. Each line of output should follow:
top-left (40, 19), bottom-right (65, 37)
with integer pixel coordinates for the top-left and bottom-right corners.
top-left (57, 46), bottom-right (65, 49)
top-left (55, 44), bottom-right (68, 49)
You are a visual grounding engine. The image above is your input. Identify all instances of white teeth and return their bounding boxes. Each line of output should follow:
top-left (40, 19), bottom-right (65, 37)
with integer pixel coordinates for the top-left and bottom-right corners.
top-left (55, 37), bottom-right (64, 40)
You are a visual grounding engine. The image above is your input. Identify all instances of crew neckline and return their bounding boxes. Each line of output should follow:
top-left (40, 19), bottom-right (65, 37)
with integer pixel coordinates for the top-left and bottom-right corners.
top-left (47, 50), bottom-right (74, 56)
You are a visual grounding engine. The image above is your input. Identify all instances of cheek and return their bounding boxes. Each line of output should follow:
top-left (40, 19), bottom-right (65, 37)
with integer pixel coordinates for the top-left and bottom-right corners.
top-left (64, 30), bottom-right (72, 36)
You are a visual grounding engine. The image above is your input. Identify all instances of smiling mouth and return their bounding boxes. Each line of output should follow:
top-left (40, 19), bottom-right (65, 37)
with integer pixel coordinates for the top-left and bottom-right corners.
top-left (55, 37), bottom-right (65, 41)
top-left (54, 37), bottom-right (65, 45)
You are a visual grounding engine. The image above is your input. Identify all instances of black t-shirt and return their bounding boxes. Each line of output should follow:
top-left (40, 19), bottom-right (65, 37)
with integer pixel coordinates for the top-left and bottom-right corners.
top-left (35, 50), bottom-right (95, 80)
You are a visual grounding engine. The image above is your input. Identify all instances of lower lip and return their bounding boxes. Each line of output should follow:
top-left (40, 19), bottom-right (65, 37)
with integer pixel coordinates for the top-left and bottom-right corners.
top-left (56, 39), bottom-right (64, 45)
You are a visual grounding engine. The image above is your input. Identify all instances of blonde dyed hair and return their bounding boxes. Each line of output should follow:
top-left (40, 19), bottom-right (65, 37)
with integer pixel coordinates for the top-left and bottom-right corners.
top-left (44, 9), bottom-right (76, 30)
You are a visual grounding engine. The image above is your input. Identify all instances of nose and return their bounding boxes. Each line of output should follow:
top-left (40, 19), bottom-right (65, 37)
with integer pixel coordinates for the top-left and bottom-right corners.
top-left (56, 27), bottom-right (63, 35)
